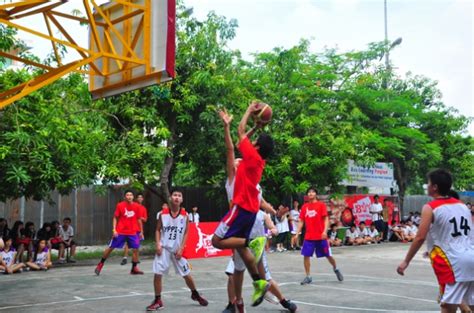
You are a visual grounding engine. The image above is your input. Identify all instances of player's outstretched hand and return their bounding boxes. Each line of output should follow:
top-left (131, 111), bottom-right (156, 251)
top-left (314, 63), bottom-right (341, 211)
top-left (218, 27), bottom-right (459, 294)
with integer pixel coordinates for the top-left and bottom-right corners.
top-left (397, 261), bottom-right (408, 276)
top-left (218, 109), bottom-right (233, 125)
top-left (156, 243), bottom-right (162, 256)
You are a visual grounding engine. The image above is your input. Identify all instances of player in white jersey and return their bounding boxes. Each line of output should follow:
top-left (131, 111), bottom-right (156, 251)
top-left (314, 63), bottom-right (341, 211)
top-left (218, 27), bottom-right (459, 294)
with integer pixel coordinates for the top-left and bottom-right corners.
top-left (397, 169), bottom-right (474, 313)
top-left (146, 189), bottom-right (208, 311)
top-left (0, 236), bottom-right (25, 274)
top-left (26, 239), bottom-right (52, 271)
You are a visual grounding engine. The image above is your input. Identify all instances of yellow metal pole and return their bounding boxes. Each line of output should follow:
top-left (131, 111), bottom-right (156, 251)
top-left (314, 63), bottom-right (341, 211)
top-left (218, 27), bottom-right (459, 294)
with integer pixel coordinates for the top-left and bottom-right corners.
top-left (144, 0), bottom-right (151, 74)
top-left (43, 12), bottom-right (61, 67)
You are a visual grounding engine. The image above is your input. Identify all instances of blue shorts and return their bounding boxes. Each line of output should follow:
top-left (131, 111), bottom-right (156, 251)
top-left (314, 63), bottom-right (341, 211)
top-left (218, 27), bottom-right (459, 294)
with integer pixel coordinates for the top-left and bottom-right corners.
top-left (301, 239), bottom-right (332, 258)
top-left (109, 234), bottom-right (140, 249)
top-left (214, 205), bottom-right (257, 239)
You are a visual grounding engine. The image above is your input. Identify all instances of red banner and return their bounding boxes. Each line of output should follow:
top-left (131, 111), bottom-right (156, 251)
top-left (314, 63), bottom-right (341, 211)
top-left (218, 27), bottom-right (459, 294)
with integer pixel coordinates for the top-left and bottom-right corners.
top-left (327, 194), bottom-right (400, 226)
top-left (183, 222), bottom-right (233, 259)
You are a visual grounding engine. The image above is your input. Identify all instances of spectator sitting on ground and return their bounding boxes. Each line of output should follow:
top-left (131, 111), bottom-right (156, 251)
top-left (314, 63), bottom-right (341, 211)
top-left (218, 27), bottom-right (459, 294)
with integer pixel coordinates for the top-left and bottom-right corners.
top-left (37, 223), bottom-right (53, 247)
top-left (0, 236), bottom-right (25, 274)
top-left (50, 220), bottom-right (65, 262)
top-left (405, 220), bottom-right (417, 241)
top-left (358, 222), bottom-right (371, 244)
top-left (345, 225), bottom-right (362, 246)
top-left (367, 224), bottom-right (381, 244)
top-left (58, 217), bottom-right (77, 263)
top-left (389, 218), bottom-right (406, 242)
top-left (412, 212), bottom-right (421, 226)
top-left (328, 224), bottom-right (342, 247)
top-left (26, 239), bottom-right (52, 271)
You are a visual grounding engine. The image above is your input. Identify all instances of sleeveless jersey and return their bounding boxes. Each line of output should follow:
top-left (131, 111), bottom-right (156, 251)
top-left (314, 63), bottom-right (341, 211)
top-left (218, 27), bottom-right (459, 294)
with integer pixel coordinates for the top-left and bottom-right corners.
top-left (158, 208), bottom-right (188, 253)
top-left (427, 198), bottom-right (474, 283)
top-left (35, 248), bottom-right (48, 265)
top-left (0, 248), bottom-right (15, 266)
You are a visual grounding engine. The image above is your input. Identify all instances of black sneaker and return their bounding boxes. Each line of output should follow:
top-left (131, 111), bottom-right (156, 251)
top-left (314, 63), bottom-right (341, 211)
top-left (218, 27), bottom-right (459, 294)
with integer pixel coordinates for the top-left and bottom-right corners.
top-left (120, 258), bottom-right (127, 266)
top-left (300, 276), bottom-right (312, 285)
top-left (222, 302), bottom-right (236, 313)
top-left (334, 268), bottom-right (344, 281)
top-left (282, 300), bottom-right (297, 313)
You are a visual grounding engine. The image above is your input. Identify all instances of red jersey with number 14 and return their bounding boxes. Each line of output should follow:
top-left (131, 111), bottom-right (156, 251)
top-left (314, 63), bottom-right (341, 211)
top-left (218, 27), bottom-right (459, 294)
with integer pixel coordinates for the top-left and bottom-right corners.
top-left (114, 201), bottom-right (141, 235)
top-left (299, 201), bottom-right (328, 240)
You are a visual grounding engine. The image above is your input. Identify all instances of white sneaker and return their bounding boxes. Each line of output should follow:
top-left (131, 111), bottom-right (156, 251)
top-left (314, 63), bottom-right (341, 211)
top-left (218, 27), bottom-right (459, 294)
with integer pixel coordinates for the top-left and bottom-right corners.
top-left (264, 293), bottom-right (279, 305)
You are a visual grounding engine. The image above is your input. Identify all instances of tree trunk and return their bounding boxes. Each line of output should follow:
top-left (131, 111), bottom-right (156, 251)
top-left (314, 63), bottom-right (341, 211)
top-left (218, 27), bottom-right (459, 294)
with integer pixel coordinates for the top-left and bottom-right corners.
top-left (393, 159), bottom-right (407, 217)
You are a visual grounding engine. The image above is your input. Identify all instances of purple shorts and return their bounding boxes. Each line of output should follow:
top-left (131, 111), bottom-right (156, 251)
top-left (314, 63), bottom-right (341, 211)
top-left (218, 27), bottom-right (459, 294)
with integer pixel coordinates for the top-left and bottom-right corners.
top-left (214, 205), bottom-right (257, 239)
top-left (109, 234), bottom-right (140, 249)
top-left (301, 239), bottom-right (332, 258)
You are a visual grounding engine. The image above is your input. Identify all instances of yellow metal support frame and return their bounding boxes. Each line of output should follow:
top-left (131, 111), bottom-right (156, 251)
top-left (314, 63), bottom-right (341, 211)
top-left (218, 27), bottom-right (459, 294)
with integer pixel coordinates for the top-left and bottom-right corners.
top-left (0, 0), bottom-right (150, 109)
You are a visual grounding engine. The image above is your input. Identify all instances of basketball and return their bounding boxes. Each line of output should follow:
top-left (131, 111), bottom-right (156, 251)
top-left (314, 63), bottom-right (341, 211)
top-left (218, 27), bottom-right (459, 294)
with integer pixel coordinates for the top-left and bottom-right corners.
top-left (252, 102), bottom-right (272, 126)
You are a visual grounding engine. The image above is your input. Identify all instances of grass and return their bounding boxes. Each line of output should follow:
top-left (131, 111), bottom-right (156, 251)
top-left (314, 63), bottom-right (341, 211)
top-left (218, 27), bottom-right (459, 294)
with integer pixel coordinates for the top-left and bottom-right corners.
top-left (50, 240), bottom-right (156, 262)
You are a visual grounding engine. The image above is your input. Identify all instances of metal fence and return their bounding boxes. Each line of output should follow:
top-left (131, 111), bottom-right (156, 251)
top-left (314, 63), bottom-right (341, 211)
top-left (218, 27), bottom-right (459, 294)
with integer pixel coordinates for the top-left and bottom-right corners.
top-left (402, 195), bottom-right (473, 216)
top-left (0, 186), bottom-right (227, 245)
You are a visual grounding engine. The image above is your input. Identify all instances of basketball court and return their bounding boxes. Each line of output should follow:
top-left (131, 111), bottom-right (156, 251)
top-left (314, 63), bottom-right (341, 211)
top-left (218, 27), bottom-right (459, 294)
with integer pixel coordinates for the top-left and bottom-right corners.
top-left (0, 243), bottom-right (442, 312)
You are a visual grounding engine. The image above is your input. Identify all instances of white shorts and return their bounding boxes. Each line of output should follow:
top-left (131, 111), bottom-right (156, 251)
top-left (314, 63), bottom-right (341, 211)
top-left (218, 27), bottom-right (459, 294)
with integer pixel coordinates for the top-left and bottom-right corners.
top-left (152, 249), bottom-right (191, 277)
top-left (226, 251), bottom-right (272, 281)
top-left (441, 281), bottom-right (474, 305)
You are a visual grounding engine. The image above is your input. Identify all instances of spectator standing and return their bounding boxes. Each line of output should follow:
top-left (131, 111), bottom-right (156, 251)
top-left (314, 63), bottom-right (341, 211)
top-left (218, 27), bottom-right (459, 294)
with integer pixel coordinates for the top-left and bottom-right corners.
top-left (370, 195), bottom-right (386, 241)
top-left (275, 206), bottom-right (289, 252)
top-left (59, 217), bottom-right (77, 263)
top-left (189, 206), bottom-right (200, 224)
top-left (289, 201), bottom-right (301, 250)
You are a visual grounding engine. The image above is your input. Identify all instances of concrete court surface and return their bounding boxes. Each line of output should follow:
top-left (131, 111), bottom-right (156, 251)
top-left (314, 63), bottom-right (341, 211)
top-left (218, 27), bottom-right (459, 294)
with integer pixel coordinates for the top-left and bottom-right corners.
top-left (0, 243), bottom-right (443, 313)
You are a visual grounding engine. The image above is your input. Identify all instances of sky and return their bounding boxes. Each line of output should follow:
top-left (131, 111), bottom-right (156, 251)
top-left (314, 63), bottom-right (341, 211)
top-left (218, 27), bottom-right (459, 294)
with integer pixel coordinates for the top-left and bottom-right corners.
top-left (14, 0), bottom-right (474, 135)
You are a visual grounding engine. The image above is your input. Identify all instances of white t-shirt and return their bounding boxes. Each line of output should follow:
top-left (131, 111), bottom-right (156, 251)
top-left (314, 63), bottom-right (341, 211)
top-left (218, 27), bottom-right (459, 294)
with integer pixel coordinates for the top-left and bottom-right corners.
top-left (35, 248), bottom-right (49, 266)
top-left (0, 248), bottom-right (15, 266)
top-left (368, 228), bottom-right (379, 238)
top-left (276, 214), bottom-right (289, 233)
top-left (358, 227), bottom-right (369, 237)
top-left (346, 228), bottom-right (359, 239)
top-left (329, 230), bottom-right (338, 240)
top-left (290, 209), bottom-right (300, 231)
top-left (370, 203), bottom-right (383, 221)
top-left (59, 225), bottom-right (74, 241)
top-left (189, 212), bottom-right (200, 223)
top-left (407, 225), bottom-right (418, 235)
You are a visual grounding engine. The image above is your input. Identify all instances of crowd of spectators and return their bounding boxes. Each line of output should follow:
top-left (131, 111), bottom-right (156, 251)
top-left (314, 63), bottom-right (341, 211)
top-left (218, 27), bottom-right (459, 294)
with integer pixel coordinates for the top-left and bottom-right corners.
top-left (0, 217), bottom-right (77, 274)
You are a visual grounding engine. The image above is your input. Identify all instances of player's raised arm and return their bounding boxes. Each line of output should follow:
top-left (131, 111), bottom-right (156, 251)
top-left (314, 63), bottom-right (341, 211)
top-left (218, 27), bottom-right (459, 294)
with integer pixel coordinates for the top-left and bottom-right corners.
top-left (238, 101), bottom-right (259, 141)
top-left (219, 109), bottom-right (236, 183)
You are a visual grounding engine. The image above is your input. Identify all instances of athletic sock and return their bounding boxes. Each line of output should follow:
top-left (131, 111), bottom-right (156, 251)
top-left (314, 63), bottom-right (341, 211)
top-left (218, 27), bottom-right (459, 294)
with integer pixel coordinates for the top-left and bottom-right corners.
top-left (155, 295), bottom-right (161, 302)
top-left (251, 274), bottom-right (261, 281)
top-left (100, 258), bottom-right (106, 264)
top-left (244, 238), bottom-right (250, 247)
top-left (132, 261), bottom-right (138, 269)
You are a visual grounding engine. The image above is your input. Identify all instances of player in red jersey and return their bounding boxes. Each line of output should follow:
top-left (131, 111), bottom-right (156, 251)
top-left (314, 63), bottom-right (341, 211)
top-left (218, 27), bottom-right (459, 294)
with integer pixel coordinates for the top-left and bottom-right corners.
top-left (95, 190), bottom-right (144, 275)
top-left (294, 186), bottom-right (344, 285)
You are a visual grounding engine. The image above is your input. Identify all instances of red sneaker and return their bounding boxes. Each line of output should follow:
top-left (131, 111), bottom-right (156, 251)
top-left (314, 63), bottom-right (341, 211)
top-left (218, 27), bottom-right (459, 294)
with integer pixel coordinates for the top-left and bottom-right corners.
top-left (94, 262), bottom-right (104, 276)
top-left (191, 293), bottom-right (208, 306)
top-left (146, 299), bottom-right (164, 311)
top-left (130, 267), bottom-right (144, 275)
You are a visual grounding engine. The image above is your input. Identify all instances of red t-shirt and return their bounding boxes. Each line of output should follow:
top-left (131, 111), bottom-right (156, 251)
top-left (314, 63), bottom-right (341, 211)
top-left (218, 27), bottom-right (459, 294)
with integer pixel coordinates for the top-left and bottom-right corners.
top-left (232, 137), bottom-right (265, 213)
top-left (114, 201), bottom-right (141, 235)
top-left (137, 204), bottom-right (148, 222)
top-left (299, 201), bottom-right (328, 240)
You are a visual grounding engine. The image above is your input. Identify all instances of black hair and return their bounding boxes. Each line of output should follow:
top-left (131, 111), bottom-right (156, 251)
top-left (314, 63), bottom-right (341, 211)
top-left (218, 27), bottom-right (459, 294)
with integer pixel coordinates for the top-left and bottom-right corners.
top-left (42, 222), bottom-right (52, 229)
top-left (136, 193), bottom-right (144, 197)
top-left (170, 187), bottom-right (183, 196)
top-left (447, 189), bottom-right (460, 200)
top-left (330, 223), bottom-right (337, 228)
top-left (374, 195), bottom-right (379, 199)
top-left (306, 186), bottom-right (318, 195)
top-left (427, 168), bottom-right (452, 196)
top-left (359, 222), bottom-right (366, 225)
top-left (2, 235), bottom-right (11, 242)
top-left (255, 133), bottom-right (274, 159)
top-left (123, 189), bottom-right (134, 196)
top-left (63, 217), bottom-right (72, 222)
